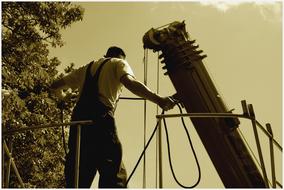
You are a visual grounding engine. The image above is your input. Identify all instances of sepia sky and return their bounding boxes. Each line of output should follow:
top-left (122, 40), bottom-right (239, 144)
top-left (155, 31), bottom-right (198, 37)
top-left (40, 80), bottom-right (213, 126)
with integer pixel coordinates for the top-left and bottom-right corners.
top-left (49, 1), bottom-right (282, 188)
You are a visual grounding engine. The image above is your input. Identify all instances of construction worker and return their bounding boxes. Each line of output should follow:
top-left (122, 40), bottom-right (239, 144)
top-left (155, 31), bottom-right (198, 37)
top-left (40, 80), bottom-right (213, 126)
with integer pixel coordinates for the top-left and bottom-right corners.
top-left (51, 46), bottom-right (175, 188)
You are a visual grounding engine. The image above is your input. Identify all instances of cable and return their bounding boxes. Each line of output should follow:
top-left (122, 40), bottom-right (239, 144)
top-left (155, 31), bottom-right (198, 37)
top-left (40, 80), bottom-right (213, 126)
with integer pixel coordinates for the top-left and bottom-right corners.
top-left (163, 103), bottom-right (201, 188)
top-left (126, 110), bottom-right (165, 187)
top-left (126, 106), bottom-right (202, 188)
top-left (237, 128), bottom-right (262, 169)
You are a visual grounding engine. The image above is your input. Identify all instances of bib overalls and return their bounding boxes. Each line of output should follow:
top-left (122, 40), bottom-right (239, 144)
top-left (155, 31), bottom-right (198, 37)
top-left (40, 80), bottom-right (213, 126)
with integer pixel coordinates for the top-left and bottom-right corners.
top-left (64, 59), bottom-right (127, 188)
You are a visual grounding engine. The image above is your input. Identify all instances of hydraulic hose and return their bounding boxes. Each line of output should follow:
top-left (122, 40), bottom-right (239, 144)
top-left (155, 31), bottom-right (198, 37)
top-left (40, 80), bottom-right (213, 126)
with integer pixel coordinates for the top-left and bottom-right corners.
top-left (126, 105), bottom-right (201, 188)
top-left (163, 103), bottom-right (201, 188)
top-left (126, 110), bottom-right (165, 186)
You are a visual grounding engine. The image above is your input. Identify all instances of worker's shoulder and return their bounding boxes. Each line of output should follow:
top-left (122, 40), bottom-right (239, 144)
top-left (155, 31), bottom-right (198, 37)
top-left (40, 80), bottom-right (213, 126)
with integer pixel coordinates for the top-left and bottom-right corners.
top-left (110, 58), bottom-right (130, 68)
top-left (110, 57), bottom-right (127, 63)
top-left (95, 57), bottom-right (129, 68)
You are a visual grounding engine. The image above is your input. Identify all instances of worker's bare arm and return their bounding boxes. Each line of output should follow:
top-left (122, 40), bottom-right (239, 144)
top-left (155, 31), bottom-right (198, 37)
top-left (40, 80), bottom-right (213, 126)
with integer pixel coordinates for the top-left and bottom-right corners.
top-left (120, 74), bottom-right (175, 111)
top-left (50, 78), bottom-right (70, 98)
top-left (50, 78), bottom-right (66, 91)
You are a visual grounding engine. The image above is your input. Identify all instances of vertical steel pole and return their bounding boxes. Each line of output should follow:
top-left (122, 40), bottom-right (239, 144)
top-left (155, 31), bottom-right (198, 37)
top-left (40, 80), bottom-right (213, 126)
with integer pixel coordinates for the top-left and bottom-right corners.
top-left (156, 128), bottom-right (159, 188)
top-left (158, 118), bottom-right (163, 188)
top-left (155, 52), bottom-right (160, 188)
top-left (74, 125), bottom-right (82, 188)
top-left (266, 123), bottom-right (276, 188)
top-left (143, 48), bottom-right (148, 188)
top-left (248, 104), bottom-right (269, 187)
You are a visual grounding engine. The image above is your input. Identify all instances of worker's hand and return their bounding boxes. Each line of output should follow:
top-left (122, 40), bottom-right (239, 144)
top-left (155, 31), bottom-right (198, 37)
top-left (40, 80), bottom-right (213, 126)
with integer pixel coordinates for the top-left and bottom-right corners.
top-left (158, 96), bottom-right (176, 111)
top-left (50, 89), bottom-right (66, 100)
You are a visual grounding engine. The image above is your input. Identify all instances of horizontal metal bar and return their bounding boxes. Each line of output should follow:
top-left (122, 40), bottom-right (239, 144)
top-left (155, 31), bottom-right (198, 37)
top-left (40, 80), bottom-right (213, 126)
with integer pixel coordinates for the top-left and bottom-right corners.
top-left (3, 112), bottom-right (282, 152)
top-left (2, 120), bottom-right (94, 136)
top-left (156, 113), bottom-right (248, 119)
top-left (119, 97), bottom-right (145, 100)
top-left (156, 113), bottom-right (282, 151)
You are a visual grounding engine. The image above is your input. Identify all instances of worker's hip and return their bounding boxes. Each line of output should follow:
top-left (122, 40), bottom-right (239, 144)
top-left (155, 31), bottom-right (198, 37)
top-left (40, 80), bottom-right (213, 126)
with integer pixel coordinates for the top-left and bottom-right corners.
top-left (69, 113), bottom-right (119, 148)
top-left (71, 99), bottom-right (114, 122)
top-left (64, 114), bottom-right (125, 187)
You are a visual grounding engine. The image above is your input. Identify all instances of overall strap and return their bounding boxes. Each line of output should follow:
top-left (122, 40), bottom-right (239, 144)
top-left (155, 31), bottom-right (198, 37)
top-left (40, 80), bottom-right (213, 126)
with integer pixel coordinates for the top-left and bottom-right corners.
top-left (93, 58), bottom-right (110, 82)
top-left (71, 58), bottom-right (111, 121)
top-left (92, 58), bottom-right (111, 94)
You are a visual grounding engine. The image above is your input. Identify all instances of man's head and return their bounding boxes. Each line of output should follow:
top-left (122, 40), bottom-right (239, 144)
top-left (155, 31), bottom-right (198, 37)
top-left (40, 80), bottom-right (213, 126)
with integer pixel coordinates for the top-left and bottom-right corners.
top-left (105, 46), bottom-right (126, 59)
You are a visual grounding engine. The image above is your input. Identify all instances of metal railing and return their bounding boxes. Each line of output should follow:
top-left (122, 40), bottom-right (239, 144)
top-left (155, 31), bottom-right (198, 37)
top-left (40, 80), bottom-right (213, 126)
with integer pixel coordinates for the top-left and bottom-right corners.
top-left (2, 120), bottom-right (94, 188)
top-left (1, 96), bottom-right (146, 188)
top-left (154, 100), bottom-right (282, 188)
top-left (2, 100), bottom-right (282, 188)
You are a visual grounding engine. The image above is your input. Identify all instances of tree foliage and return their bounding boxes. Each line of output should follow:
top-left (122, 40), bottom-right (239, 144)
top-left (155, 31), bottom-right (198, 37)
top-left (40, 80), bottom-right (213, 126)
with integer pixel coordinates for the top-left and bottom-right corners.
top-left (2, 2), bottom-right (83, 187)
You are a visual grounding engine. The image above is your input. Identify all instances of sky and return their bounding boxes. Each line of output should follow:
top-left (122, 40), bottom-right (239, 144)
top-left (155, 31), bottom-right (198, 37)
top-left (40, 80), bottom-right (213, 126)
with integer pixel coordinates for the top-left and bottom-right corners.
top-left (49, 1), bottom-right (282, 188)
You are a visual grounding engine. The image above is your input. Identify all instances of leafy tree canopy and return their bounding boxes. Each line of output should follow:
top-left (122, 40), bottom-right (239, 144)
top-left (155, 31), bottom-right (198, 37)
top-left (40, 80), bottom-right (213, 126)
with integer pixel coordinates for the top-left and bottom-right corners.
top-left (2, 2), bottom-right (83, 187)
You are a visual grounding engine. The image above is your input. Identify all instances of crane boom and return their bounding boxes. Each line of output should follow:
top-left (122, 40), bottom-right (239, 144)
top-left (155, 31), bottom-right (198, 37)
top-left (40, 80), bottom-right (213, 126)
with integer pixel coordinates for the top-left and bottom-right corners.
top-left (143, 21), bottom-right (267, 188)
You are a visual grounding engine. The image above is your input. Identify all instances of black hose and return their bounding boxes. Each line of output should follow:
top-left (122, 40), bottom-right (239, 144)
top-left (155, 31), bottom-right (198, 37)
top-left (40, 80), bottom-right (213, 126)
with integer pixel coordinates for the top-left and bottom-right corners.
top-left (163, 103), bottom-right (201, 188)
top-left (126, 105), bottom-right (201, 188)
top-left (126, 110), bottom-right (164, 186)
